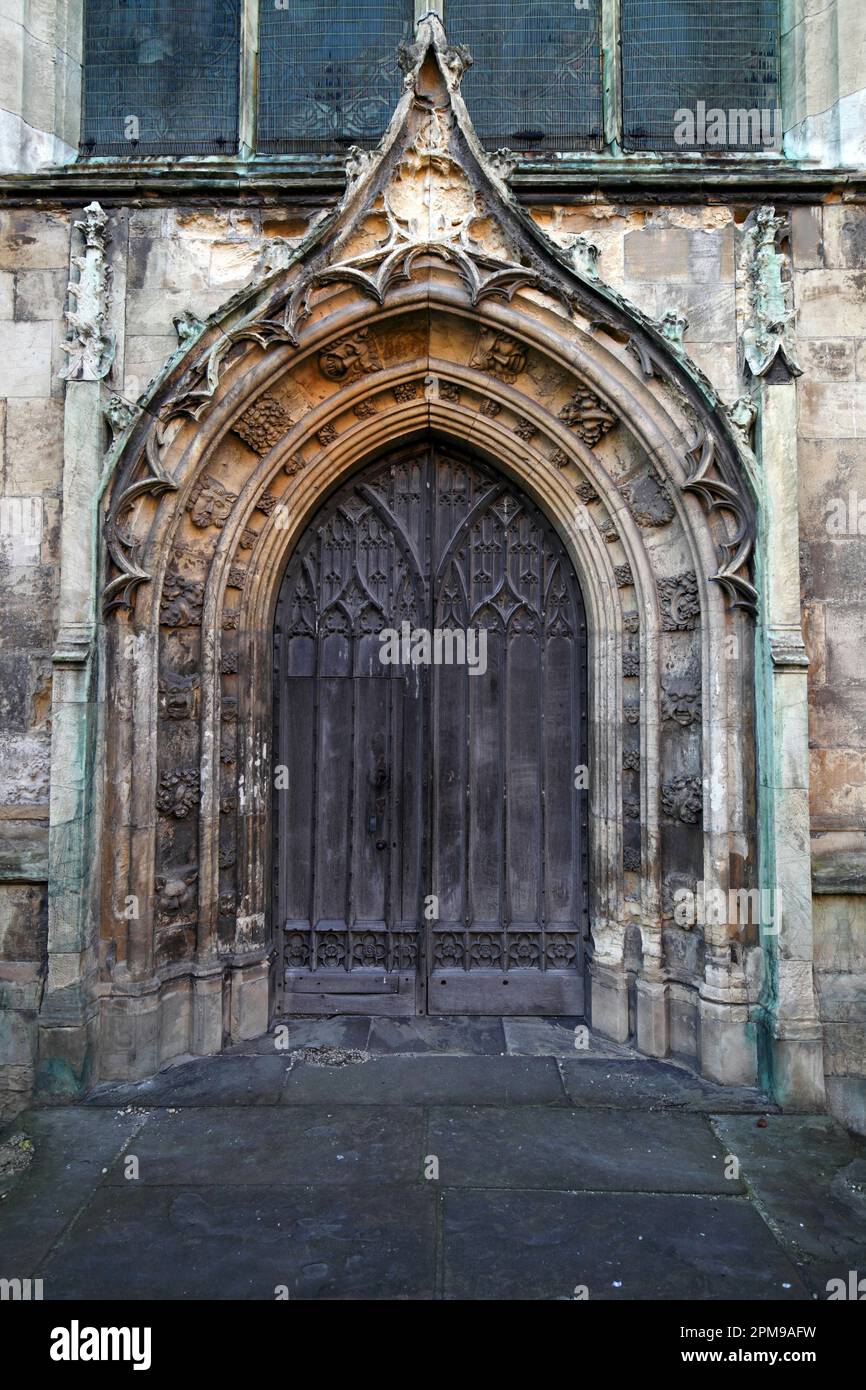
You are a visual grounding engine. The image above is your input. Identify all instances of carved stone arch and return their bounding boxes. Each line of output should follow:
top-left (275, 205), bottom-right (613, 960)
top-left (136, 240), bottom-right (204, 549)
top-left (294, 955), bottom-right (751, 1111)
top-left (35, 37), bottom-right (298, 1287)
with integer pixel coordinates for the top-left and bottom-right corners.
top-left (94, 14), bottom-right (762, 1084)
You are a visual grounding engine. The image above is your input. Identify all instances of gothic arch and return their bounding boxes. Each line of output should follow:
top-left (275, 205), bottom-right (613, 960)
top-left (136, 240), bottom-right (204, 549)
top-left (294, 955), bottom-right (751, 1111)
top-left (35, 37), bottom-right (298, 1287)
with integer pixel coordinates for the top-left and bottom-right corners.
top-left (94, 17), bottom-right (762, 1083)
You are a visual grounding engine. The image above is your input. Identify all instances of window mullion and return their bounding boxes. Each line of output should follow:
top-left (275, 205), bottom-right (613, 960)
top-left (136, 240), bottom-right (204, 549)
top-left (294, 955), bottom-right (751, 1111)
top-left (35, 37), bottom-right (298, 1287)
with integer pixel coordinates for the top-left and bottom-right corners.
top-left (239, 0), bottom-right (259, 158)
top-left (602, 0), bottom-right (622, 153)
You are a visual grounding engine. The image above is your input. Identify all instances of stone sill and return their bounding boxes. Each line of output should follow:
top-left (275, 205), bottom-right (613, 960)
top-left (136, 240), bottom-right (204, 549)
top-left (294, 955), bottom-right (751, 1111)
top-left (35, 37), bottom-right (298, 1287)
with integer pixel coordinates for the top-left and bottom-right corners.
top-left (0, 155), bottom-right (864, 205)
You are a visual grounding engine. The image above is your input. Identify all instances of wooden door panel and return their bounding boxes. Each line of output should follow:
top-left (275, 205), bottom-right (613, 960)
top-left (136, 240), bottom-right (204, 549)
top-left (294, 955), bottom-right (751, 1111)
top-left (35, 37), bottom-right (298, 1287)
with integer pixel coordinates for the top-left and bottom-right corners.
top-left (274, 442), bottom-right (587, 1017)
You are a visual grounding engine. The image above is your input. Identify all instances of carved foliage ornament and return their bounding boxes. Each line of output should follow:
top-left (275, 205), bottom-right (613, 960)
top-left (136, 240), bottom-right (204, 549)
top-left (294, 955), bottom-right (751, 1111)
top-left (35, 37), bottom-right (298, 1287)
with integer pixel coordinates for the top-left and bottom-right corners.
top-left (661, 776), bottom-right (703, 825)
top-left (233, 393), bottom-right (292, 455)
top-left (558, 387), bottom-right (617, 448)
top-left (658, 570), bottom-right (700, 632)
top-left (60, 202), bottom-right (115, 382)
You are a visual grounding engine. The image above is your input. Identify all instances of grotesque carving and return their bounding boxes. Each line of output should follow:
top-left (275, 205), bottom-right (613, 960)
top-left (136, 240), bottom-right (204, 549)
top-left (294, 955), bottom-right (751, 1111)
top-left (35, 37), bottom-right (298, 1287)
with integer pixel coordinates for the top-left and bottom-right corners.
top-left (558, 387), bottom-right (617, 447)
top-left (284, 453), bottom-right (308, 475)
top-left (624, 703), bottom-right (641, 724)
top-left (624, 798), bottom-right (641, 821)
top-left (239, 528), bottom-right (259, 550)
top-left (186, 474), bottom-right (237, 529)
top-left (104, 394), bottom-right (139, 443)
top-left (233, 394), bottom-right (292, 455)
top-left (658, 571), bottom-right (701, 631)
top-left (550, 448), bottom-right (570, 469)
top-left (661, 678), bottom-right (702, 727)
top-left (158, 671), bottom-right (200, 721)
top-left (658, 308), bottom-right (688, 351)
top-left (661, 776), bottom-right (703, 825)
top-left (156, 767), bottom-right (200, 820)
top-left (623, 612), bottom-right (640, 634)
top-left (470, 328), bottom-right (527, 383)
top-left (155, 864), bottom-right (198, 920)
top-left (319, 329), bottom-right (381, 382)
top-left (623, 749), bottom-right (640, 771)
top-left (480, 397), bottom-right (502, 417)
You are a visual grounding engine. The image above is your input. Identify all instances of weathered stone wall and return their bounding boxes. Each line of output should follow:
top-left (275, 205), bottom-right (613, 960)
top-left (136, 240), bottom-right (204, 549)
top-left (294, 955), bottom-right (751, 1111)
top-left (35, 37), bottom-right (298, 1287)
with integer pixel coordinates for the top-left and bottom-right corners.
top-left (0, 206), bottom-right (68, 1103)
top-left (0, 186), bottom-right (864, 1123)
top-left (791, 201), bottom-right (866, 1132)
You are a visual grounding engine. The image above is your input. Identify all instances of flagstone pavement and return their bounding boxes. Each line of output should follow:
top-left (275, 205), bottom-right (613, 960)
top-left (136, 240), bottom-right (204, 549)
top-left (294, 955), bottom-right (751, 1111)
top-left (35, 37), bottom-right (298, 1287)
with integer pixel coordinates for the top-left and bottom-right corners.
top-left (2, 1016), bottom-right (865, 1301)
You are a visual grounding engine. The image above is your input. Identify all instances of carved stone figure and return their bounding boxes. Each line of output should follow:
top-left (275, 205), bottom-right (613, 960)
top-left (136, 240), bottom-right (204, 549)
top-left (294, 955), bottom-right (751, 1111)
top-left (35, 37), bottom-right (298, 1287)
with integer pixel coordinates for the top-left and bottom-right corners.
top-left (661, 678), bottom-right (702, 727)
top-left (318, 328), bottom-right (381, 381)
top-left (186, 475), bottom-right (237, 529)
top-left (470, 328), bottom-right (527, 382)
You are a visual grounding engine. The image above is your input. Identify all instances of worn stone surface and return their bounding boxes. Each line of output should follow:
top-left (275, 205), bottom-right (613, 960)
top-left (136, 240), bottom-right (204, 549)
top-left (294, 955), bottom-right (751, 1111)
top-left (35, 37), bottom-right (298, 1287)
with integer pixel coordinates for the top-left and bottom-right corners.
top-left (3, 1046), bottom-right (864, 1300)
top-left (0, 12), bottom-right (863, 1143)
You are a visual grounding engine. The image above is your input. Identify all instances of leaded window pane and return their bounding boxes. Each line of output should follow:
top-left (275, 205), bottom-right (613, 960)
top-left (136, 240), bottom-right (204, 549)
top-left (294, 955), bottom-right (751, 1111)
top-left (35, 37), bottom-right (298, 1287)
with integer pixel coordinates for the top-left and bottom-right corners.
top-left (447, 0), bottom-right (603, 151)
top-left (622, 0), bottom-right (781, 152)
top-left (81, 0), bottom-right (241, 157)
top-left (257, 0), bottom-right (413, 154)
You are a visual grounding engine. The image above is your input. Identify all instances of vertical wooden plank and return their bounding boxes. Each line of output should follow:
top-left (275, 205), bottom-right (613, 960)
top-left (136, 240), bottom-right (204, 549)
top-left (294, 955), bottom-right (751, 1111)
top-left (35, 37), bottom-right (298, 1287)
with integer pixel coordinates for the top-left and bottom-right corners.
top-left (313, 676), bottom-right (353, 932)
top-left (506, 629), bottom-right (542, 924)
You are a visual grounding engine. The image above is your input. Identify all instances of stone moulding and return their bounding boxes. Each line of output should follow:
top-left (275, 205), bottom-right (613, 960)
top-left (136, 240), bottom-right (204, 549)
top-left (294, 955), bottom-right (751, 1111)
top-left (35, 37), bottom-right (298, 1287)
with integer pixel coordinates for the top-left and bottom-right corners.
top-left (100, 17), bottom-right (757, 625)
top-left (83, 13), bottom-right (767, 1094)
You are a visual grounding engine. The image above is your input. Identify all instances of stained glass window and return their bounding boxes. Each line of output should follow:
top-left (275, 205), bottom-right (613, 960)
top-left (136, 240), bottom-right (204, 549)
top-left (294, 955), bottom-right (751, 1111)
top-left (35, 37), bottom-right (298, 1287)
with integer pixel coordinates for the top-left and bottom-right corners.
top-left (447, 0), bottom-right (603, 151)
top-left (257, 0), bottom-right (414, 154)
top-left (622, 0), bottom-right (781, 152)
top-left (81, 0), bottom-right (241, 156)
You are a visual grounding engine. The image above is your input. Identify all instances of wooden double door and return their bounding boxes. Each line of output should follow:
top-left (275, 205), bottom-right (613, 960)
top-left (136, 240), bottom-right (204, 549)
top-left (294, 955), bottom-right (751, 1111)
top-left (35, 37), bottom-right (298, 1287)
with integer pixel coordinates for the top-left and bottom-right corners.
top-left (273, 441), bottom-right (588, 1015)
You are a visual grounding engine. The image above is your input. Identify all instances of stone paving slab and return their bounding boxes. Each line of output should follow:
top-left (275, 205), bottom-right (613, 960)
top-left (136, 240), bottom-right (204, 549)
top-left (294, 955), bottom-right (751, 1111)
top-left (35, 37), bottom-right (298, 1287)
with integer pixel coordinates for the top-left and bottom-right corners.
top-left (99, 1105), bottom-right (425, 1188)
top-left (503, 1017), bottom-right (635, 1058)
top-left (427, 1106), bottom-right (742, 1193)
top-left (710, 1113), bottom-right (866, 1297)
top-left (38, 1184), bottom-right (436, 1300)
top-left (280, 1055), bottom-right (567, 1106)
top-left (440, 1190), bottom-right (811, 1300)
top-left (86, 1055), bottom-right (289, 1108)
top-left (559, 1059), bottom-right (774, 1112)
top-left (227, 1017), bottom-right (373, 1057)
top-left (367, 1016), bottom-right (506, 1055)
top-left (0, 1108), bottom-right (146, 1278)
